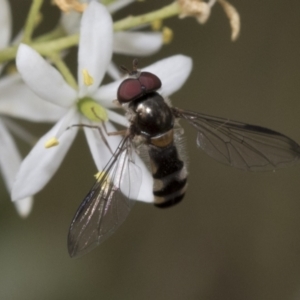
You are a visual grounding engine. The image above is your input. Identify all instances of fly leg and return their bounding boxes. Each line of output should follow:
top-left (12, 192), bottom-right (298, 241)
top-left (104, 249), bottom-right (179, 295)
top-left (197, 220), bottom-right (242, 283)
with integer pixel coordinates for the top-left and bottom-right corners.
top-left (90, 106), bottom-right (129, 137)
top-left (101, 121), bottom-right (128, 137)
top-left (67, 123), bottom-right (115, 155)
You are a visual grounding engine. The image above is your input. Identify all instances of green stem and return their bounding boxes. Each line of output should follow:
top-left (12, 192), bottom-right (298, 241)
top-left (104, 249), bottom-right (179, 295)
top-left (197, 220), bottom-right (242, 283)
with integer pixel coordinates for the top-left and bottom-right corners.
top-left (33, 34), bottom-right (79, 54)
top-left (102, 0), bottom-right (117, 4)
top-left (0, 1), bottom-right (181, 64)
top-left (22, 0), bottom-right (44, 43)
top-left (0, 34), bottom-right (79, 64)
top-left (114, 1), bottom-right (181, 31)
top-left (0, 46), bottom-right (18, 63)
top-left (50, 53), bottom-right (78, 90)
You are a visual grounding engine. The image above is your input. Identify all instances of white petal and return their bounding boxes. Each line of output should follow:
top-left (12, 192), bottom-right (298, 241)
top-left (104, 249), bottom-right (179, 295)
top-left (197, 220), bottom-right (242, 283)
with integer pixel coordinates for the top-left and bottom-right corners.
top-left (16, 44), bottom-right (77, 107)
top-left (14, 197), bottom-right (33, 218)
top-left (3, 117), bottom-right (37, 145)
top-left (94, 55), bottom-right (193, 104)
top-left (107, 61), bottom-right (122, 81)
top-left (61, 0), bottom-right (134, 35)
top-left (93, 81), bottom-right (120, 107)
top-left (113, 32), bottom-right (163, 56)
top-left (78, 1), bottom-right (113, 97)
top-left (107, 0), bottom-right (134, 13)
top-left (107, 110), bottom-right (128, 127)
top-left (0, 0), bottom-right (11, 49)
top-left (0, 119), bottom-right (34, 216)
top-left (113, 147), bottom-right (153, 203)
top-left (143, 55), bottom-right (193, 97)
top-left (60, 11), bottom-right (81, 35)
top-left (52, 106), bottom-right (78, 138)
top-left (11, 112), bottom-right (79, 201)
top-left (0, 73), bottom-right (66, 122)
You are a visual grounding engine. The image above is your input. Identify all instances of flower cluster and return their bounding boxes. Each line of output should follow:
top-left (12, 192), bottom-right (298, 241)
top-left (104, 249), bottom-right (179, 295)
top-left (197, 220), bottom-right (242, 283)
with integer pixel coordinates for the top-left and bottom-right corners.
top-left (0, 0), bottom-right (240, 217)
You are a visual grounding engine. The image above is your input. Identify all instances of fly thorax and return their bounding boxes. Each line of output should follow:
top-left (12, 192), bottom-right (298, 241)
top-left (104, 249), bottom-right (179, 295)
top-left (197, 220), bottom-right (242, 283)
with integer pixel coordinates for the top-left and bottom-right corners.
top-left (131, 92), bottom-right (174, 137)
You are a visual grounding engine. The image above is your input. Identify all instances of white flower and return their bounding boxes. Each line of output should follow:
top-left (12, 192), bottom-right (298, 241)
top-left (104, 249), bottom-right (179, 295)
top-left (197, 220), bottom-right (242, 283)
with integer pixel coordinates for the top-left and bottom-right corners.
top-left (0, 0), bottom-right (65, 217)
top-left (13, 1), bottom-right (192, 204)
top-left (60, 0), bottom-right (165, 80)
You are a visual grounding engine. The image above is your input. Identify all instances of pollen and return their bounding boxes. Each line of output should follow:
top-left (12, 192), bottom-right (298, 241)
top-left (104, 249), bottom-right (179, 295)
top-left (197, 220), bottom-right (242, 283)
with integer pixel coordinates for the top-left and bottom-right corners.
top-left (95, 171), bottom-right (111, 191)
top-left (162, 27), bottom-right (173, 44)
top-left (82, 69), bottom-right (94, 86)
top-left (45, 137), bottom-right (59, 148)
top-left (78, 97), bottom-right (108, 122)
top-left (151, 19), bottom-right (162, 31)
top-left (95, 171), bottom-right (104, 181)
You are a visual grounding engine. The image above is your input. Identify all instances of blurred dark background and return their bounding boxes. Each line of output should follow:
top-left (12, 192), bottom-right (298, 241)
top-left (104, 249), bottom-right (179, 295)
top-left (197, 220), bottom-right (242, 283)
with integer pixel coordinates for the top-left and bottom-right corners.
top-left (2, 0), bottom-right (300, 299)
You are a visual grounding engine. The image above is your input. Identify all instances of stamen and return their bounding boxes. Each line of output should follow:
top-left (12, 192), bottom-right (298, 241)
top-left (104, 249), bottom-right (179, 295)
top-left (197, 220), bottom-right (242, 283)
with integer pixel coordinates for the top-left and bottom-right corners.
top-left (94, 171), bottom-right (111, 192)
top-left (162, 27), bottom-right (173, 44)
top-left (94, 171), bottom-right (103, 181)
top-left (151, 19), bottom-right (162, 31)
top-left (45, 137), bottom-right (59, 148)
top-left (82, 69), bottom-right (94, 86)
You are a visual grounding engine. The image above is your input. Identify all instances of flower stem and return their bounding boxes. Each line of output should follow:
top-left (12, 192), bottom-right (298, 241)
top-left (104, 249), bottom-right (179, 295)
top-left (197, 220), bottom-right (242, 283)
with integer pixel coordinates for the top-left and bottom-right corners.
top-left (22, 0), bottom-right (44, 44)
top-left (0, 46), bottom-right (17, 63)
top-left (0, 34), bottom-right (79, 64)
top-left (50, 53), bottom-right (78, 90)
top-left (0, 2), bottom-right (181, 64)
top-left (102, 0), bottom-right (117, 4)
top-left (114, 1), bottom-right (181, 31)
top-left (33, 34), bottom-right (79, 55)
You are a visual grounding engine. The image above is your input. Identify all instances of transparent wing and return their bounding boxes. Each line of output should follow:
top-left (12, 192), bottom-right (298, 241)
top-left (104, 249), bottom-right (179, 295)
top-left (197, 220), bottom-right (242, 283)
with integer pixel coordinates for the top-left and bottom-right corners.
top-left (172, 107), bottom-right (300, 171)
top-left (68, 136), bottom-right (142, 258)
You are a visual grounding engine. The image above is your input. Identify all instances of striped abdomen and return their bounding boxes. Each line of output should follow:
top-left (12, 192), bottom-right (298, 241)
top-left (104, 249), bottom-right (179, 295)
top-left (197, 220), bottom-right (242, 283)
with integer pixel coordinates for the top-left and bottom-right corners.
top-left (149, 130), bottom-right (188, 208)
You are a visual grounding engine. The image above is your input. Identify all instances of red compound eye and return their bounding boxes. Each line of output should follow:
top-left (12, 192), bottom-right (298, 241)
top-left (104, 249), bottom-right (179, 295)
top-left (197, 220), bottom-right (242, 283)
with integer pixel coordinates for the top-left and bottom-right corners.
top-left (117, 78), bottom-right (143, 103)
top-left (117, 72), bottom-right (162, 104)
top-left (139, 72), bottom-right (161, 92)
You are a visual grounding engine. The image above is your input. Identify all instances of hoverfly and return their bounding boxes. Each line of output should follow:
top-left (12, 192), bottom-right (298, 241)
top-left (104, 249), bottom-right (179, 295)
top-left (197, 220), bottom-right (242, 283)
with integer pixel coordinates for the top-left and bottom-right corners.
top-left (68, 60), bottom-right (300, 258)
